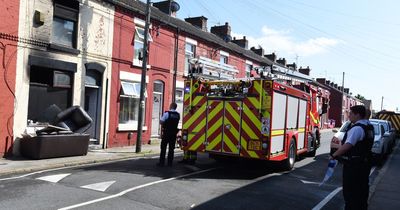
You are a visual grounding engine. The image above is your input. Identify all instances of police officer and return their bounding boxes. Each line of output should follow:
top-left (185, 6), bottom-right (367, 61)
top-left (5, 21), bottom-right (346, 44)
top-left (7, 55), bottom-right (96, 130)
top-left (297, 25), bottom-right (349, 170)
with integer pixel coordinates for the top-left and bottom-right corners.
top-left (157, 102), bottom-right (180, 167)
top-left (331, 105), bottom-right (374, 210)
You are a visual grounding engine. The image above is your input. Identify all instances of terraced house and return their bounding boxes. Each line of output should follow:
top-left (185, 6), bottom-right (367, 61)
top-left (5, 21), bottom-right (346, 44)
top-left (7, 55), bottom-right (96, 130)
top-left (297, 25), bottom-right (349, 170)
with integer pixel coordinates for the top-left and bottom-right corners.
top-left (0, 0), bottom-right (331, 157)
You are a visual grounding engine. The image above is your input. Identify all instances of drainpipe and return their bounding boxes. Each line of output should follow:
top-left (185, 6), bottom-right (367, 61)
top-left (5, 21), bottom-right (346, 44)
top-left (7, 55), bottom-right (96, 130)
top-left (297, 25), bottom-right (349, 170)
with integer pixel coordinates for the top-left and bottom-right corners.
top-left (172, 28), bottom-right (180, 102)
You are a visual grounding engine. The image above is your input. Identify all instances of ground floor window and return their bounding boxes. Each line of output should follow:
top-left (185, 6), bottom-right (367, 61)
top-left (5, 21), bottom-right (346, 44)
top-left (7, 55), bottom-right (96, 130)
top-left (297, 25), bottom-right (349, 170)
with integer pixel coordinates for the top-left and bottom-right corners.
top-left (118, 81), bottom-right (146, 130)
top-left (28, 66), bottom-right (73, 122)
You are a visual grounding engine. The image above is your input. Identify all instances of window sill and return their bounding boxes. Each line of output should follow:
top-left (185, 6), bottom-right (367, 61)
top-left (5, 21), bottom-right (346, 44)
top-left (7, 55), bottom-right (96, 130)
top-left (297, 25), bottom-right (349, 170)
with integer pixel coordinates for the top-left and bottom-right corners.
top-left (132, 61), bottom-right (151, 69)
top-left (48, 44), bottom-right (80, 55)
top-left (118, 123), bottom-right (147, 131)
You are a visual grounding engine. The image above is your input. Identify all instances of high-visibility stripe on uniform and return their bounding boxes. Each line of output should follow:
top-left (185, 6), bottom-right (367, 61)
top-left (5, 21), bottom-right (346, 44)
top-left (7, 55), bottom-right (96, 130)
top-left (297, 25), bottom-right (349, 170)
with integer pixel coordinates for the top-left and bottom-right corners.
top-left (298, 127), bottom-right (305, 133)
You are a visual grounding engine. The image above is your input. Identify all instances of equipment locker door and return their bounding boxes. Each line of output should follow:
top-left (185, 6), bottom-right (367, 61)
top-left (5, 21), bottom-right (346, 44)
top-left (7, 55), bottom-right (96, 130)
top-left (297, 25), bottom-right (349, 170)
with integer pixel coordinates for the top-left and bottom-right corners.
top-left (221, 101), bottom-right (242, 154)
top-left (205, 100), bottom-right (224, 152)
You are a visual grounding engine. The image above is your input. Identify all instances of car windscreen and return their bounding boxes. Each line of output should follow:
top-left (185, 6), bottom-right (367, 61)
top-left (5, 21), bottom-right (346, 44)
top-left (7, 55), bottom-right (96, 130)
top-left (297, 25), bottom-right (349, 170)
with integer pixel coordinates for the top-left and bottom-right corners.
top-left (340, 121), bottom-right (351, 132)
top-left (372, 124), bottom-right (380, 135)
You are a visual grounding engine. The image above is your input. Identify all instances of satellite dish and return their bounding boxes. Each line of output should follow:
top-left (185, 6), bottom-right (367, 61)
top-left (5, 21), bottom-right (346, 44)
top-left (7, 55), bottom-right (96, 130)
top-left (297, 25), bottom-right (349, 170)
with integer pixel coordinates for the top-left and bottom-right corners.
top-left (170, 1), bottom-right (180, 12)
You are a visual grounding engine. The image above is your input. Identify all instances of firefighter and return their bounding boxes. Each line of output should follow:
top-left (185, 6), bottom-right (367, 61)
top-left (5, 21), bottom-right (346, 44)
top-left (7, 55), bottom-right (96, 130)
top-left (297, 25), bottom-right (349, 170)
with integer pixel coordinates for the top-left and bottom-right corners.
top-left (157, 102), bottom-right (180, 167)
top-left (330, 105), bottom-right (374, 210)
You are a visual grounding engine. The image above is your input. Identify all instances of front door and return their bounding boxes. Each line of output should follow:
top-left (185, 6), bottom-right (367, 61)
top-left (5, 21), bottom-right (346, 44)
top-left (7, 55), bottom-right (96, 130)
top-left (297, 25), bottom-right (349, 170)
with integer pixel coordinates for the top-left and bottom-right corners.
top-left (84, 86), bottom-right (101, 142)
top-left (84, 69), bottom-right (102, 143)
top-left (205, 100), bottom-right (241, 155)
top-left (151, 81), bottom-right (164, 137)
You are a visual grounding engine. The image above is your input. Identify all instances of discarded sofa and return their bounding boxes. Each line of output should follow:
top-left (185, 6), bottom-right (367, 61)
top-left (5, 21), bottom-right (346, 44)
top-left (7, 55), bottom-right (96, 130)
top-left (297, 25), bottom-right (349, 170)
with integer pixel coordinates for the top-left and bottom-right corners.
top-left (20, 105), bottom-right (92, 159)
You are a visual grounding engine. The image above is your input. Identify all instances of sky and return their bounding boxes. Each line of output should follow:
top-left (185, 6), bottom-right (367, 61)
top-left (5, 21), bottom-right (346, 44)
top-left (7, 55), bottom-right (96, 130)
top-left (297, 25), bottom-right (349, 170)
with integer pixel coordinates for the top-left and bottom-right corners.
top-left (161, 0), bottom-right (400, 112)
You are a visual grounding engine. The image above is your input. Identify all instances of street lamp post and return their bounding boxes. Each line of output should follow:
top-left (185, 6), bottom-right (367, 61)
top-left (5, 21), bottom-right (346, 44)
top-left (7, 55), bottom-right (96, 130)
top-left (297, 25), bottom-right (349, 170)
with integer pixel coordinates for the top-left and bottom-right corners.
top-left (136, 0), bottom-right (151, 153)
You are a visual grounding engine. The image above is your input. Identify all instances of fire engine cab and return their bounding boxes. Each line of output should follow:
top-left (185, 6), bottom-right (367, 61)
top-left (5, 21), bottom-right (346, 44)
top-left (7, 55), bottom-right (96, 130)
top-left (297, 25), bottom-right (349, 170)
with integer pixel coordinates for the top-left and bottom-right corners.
top-left (181, 64), bottom-right (324, 170)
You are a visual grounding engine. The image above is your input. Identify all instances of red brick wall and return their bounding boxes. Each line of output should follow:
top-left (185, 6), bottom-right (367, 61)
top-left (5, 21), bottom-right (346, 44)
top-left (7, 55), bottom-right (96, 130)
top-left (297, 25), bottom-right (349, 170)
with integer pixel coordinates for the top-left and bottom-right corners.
top-left (0, 0), bottom-right (19, 157)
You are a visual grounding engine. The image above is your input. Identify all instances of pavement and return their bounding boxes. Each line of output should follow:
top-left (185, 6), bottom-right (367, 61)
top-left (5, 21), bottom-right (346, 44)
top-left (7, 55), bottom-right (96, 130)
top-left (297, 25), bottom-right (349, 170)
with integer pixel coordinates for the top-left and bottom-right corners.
top-left (1, 131), bottom-right (399, 209)
top-left (0, 142), bottom-right (165, 177)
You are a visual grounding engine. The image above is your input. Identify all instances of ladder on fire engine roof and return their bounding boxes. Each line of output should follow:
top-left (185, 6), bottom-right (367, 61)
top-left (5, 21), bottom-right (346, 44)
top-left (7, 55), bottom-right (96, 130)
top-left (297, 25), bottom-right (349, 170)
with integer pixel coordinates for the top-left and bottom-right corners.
top-left (255, 64), bottom-right (315, 84)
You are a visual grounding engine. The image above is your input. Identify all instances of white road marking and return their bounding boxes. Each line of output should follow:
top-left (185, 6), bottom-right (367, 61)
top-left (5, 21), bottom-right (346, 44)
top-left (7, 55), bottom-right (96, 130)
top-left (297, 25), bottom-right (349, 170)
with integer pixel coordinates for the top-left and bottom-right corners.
top-left (312, 166), bottom-right (377, 210)
top-left (36, 173), bottom-right (71, 183)
top-left (370, 166), bottom-right (376, 176)
top-left (58, 168), bottom-right (217, 210)
top-left (300, 180), bottom-right (320, 185)
top-left (80, 181), bottom-right (116, 192)
top-left (312, 187), bottom-right (343, 210)
top-left (190, 204), bottom-right (196, 208)
top-left (0, 153), bottom-right (176, 181)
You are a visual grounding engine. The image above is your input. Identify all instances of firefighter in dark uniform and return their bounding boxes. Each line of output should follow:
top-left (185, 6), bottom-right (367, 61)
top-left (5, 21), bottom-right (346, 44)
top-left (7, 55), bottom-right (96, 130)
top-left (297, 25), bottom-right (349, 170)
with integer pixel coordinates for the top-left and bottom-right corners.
top-left (331, 105), bottom-right (374, 210)
top-left (157, 102), bottom-right (180, 167)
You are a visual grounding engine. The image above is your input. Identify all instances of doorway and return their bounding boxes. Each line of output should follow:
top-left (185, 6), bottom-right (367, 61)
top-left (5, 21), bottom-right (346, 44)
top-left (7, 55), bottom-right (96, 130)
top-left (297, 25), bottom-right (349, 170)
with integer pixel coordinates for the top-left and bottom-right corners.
top-left (151, 81), bottom-right (164, 137)
top-left (84, 69), bottom-right (102, 143)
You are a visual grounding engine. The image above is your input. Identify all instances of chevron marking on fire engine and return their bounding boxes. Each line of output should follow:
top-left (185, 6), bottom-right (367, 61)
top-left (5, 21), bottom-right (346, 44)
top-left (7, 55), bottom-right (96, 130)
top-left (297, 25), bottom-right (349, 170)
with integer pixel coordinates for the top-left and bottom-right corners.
top-left (206, 101), bottom-right (224, 151)
top-left (240, 136), bottom-right (258, 158)
top-left (222, 102), bottom-right (241, 153)
top-left (253, 80), bottom-right (261, 95)
top-left (240, 99), bottom-right (262, 159)
top-left (185, 97), bottom-right (206, 129)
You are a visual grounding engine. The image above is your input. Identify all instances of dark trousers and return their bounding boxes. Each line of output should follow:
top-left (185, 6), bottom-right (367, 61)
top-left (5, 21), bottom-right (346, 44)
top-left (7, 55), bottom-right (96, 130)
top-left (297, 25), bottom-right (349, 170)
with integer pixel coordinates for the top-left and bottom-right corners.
top-left (159, 134), bottom-right (176, 166)
top-left (343, 160), bottom-right (371, 210)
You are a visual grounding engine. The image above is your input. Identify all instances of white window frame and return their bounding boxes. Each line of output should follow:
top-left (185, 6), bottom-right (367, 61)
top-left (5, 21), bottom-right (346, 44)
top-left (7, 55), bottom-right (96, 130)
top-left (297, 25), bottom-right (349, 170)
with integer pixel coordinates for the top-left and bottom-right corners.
top-left (245, 60), bottom-right (253, 77)
top-left (220, 54), bottom-right (228, 64)
top-left (184, 40), bottom-right (197, 76)
top-left (133, 18), bottom-right (153, 67)
top-left (118, 71), bottom-right (149, 131)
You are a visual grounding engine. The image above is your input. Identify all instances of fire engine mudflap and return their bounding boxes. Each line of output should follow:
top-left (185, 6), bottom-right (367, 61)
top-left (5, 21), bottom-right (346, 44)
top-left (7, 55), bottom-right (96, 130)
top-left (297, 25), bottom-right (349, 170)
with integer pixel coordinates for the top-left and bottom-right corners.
top-left (182, 78), bottom-right (319, 171)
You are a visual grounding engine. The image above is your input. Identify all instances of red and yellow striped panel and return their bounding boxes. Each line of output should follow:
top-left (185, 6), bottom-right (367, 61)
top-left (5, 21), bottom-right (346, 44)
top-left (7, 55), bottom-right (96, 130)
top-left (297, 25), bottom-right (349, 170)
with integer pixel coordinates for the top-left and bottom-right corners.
top-left (240, 80), bottom-right (264, 159)
top-left (205, 100), bottom-right (224, 152)
top-left (222, 101), bottom-right (241, 154)
top-left (183, 80), bottom-right (207, 152)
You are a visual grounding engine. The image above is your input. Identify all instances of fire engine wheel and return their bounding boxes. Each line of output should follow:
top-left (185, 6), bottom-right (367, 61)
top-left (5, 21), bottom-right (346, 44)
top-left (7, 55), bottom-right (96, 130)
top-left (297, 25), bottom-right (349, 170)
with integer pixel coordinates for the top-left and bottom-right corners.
top-left (282, 138), bottom-right (296, 171)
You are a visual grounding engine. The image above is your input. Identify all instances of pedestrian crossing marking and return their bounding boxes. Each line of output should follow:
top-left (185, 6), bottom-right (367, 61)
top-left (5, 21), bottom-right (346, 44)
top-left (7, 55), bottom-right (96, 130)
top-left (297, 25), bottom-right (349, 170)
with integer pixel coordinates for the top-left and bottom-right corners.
top-left (80, 181), bottom-right (116, 192)
top-left (36, 173), bottom-right (71, 183)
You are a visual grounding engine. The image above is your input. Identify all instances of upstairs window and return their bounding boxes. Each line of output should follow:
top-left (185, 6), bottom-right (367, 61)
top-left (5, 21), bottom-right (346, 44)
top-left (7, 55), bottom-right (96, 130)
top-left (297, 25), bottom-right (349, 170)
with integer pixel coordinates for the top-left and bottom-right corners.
top-left (133, 18), bottom-right (153, 66)
top-left (52, 0), bottom-right (79, 48)
top-left (184, 43), bottom-right (196, 75)
top-left (220, 55), bottom-right (228, 64)
top-left (245, 64), bottom-right (252, 77)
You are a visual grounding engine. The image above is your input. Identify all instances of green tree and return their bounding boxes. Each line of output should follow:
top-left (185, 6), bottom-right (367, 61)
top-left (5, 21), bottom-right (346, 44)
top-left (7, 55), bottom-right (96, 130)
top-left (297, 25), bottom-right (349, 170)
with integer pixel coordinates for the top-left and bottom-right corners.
top-left (355, 94), bottom-right (365, 100)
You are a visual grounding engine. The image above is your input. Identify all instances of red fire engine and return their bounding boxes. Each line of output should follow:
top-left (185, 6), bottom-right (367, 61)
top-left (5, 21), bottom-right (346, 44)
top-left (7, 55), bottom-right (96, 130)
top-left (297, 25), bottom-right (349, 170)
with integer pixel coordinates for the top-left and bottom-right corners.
top-left (181, 64), bottom-right (326, 170)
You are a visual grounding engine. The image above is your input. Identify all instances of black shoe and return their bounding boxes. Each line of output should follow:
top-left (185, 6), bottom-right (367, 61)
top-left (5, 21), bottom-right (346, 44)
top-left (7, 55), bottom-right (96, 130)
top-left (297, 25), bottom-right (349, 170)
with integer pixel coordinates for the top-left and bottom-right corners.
top-left (156, 163), bottom-right (164, 167)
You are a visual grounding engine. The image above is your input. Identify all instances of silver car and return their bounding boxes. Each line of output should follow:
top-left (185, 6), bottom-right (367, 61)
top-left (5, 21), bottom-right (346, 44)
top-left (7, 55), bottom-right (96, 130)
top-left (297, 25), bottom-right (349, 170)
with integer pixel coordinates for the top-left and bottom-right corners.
top-left (370, 119), bottom-right (396, 151)
top-left (370, 122), bottom-right (390, 165)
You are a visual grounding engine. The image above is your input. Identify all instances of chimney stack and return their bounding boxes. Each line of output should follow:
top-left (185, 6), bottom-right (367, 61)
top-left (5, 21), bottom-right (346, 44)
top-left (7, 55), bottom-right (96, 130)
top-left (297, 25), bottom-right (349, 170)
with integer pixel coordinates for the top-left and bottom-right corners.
top-left (316, 78), bottom-right (326, 84)
top-left (276, 58), bottom-right (287, 66)
top-left (232, 36), bottom-right (248, 49)
top-left (185, 16), bottom-right (208, 32)
top-left (287, 62), bottom-right (297, 71)
top-left (250, 46), bottom-right (264, 56)
top-left (299, 66), bottom-right (311, 75)
top-left (210, 22), bottom-right (232, 42)
top-left (264, 53), bottom-right (277, 62)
